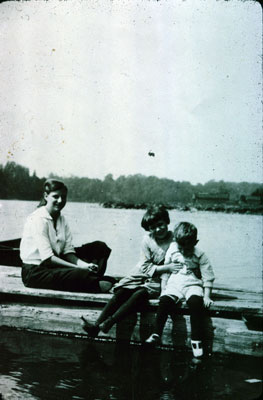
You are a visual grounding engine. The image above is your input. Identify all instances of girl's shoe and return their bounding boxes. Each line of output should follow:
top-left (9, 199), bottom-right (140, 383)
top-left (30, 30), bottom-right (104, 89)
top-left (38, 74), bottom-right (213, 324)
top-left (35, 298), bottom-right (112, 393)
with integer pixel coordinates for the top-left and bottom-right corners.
top-left (81, 316), bottom-right (100, 337)
top-left (145, 333), bottom-right (161, 345)
top-left (99, 317), bottom-right (114, 333)
top-left (191, 340), bottom-right (203, 358)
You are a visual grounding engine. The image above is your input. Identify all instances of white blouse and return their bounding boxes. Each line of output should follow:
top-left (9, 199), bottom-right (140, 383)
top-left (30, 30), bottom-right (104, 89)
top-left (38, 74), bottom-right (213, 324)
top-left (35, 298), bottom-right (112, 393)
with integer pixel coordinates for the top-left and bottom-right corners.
top-left (20, 206), bottom-right (75, 265)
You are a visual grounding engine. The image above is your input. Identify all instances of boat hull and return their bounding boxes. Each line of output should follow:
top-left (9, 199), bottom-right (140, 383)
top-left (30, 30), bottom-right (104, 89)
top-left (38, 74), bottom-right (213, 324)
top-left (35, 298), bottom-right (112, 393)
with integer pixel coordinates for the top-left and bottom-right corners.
top-left (0, 238), bottom-right (22, 267)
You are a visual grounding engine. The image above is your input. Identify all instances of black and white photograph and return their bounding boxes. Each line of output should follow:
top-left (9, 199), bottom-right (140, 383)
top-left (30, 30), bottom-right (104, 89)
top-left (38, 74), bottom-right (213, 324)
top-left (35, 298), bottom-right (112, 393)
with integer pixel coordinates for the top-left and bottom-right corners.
top-left (0, 0), bottom-right (262, 399)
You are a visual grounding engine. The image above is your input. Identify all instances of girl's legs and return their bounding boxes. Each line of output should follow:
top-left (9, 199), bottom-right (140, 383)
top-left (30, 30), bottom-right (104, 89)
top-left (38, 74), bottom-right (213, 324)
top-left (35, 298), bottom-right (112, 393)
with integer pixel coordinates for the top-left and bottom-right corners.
top-left (82, 288), bottom-right (130, 335)
top-left (187, 295), bottom-right (204, 357)
top-left (99, 288), bottom-right (149, 332)
top-left (146, 295), bottom-right (179, 344)
top-left (96, 288), bottom-right (134, 325)
top-left (82, 288), bottom-right (149, 335)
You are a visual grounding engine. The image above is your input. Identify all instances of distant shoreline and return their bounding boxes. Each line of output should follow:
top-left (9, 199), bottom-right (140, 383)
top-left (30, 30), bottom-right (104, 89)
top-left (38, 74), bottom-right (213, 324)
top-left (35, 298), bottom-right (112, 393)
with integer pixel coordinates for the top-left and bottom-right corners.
top-left (101, 201), bottom-right (263, 215)
top-left (0, 198), bottom-right (262, 216)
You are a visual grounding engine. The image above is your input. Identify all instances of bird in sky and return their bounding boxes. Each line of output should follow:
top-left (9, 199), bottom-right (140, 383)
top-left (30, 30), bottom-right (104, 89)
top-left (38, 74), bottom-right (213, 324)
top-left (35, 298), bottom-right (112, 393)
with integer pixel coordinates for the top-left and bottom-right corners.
top-left (148, 151), bottom-right (155, 157)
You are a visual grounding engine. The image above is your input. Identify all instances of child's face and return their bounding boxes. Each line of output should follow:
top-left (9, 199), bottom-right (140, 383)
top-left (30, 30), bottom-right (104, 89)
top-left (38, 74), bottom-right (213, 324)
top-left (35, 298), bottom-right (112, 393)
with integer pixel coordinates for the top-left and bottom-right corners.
top-left (176, 239), bottom-right (198, 257)
top-left (148, 220), bottom-right (169, 240)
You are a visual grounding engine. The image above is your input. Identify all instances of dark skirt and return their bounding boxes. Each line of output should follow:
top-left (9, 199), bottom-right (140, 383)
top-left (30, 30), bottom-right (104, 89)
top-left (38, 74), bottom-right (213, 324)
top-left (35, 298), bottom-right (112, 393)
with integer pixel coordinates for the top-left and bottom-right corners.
top-left (21, 241), bottom-right (113, 293)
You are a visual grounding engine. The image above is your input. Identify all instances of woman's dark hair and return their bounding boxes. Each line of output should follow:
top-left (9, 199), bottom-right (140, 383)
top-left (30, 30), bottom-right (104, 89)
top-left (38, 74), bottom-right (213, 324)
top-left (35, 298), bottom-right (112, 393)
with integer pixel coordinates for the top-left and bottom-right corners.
top-left (174, 222), bottom-right (198, 245)
top-left (141, 205), bottom-right (170, 231)
top-left (38, 179), bottom-right (68, 207)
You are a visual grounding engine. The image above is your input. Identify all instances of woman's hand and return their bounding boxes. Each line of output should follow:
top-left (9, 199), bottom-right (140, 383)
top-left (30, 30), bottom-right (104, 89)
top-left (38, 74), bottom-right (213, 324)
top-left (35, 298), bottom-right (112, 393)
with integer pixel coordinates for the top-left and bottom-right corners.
top-left (77, 259), bottom-right (98, 272)
top-left (86, 263), bottom-right (98, 273)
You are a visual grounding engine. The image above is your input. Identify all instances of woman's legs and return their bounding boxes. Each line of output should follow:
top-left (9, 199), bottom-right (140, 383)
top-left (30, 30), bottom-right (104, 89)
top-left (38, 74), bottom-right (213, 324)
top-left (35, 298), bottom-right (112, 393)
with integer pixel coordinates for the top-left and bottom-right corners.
top-left (75, 241), bottom-right (115, 290)
top-left (75, 241), bottom-right (111, 277)
top-left (22, 241), bottom-right (114, 294)
top-left (22, 263), bottom-right (109, 293)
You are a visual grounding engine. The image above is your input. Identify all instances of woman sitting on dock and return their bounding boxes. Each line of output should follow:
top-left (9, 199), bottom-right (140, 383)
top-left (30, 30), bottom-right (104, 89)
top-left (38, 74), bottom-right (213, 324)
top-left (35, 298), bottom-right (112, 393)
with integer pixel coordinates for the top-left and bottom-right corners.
top-left (20, 179), bottom-right (114, 293)
top-left (82, 205), bottom-right (179, 336)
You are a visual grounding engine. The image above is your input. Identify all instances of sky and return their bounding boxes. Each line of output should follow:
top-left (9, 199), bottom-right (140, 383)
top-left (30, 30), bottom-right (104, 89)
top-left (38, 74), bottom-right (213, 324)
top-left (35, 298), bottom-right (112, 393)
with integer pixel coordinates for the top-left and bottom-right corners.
top-left (0, 0), bottom-right (262, 184)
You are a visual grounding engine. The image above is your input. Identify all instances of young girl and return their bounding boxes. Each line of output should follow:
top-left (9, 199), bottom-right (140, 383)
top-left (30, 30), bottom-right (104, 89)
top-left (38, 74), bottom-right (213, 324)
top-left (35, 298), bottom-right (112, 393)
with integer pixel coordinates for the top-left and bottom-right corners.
top-left (82, 205), bottom-right (179, 336)
top-left (20, 179), bottom-right (114, 293)
top-left (146, 222), bottom-right (215, 359)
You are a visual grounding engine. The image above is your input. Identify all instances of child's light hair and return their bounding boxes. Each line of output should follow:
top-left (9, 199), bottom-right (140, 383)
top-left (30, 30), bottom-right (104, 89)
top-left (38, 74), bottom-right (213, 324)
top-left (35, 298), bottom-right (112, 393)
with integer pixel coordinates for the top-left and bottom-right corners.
top-left (141, 205), bottom-right (170, 231)
top-left (174, 222), bottom-right (198, 245)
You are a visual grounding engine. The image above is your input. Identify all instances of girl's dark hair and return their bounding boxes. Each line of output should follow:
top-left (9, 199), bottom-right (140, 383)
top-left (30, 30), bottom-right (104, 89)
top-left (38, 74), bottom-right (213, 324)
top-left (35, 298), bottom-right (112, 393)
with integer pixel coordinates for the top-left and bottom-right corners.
top-left (174, 222), bottom-right (197, 245)
top-left (141, 205), bottom-right (170, 231)
top-left (38, 179), bottom-right (68, 207)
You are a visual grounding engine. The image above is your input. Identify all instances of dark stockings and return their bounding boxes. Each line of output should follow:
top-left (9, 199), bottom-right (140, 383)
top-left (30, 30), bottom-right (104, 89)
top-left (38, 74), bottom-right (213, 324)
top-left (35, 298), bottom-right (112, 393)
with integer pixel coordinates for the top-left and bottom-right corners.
top-left (187, 295), bottom-right (204, 340)
top-left (154, 295), bottom-right (179, 336)
top-left (154, 294), bottom-right (204, 340)
top-left (96, 287), bottom-right (149, 326)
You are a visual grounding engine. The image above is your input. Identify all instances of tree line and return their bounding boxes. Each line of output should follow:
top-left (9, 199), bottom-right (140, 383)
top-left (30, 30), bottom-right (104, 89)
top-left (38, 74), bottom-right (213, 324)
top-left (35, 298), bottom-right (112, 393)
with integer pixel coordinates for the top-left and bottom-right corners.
top-left (0, 161), bottom-right (262, 206)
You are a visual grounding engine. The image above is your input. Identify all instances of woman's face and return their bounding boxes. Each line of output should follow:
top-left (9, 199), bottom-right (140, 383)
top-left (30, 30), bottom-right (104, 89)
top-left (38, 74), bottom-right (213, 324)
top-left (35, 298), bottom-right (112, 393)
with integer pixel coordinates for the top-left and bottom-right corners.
top-left (44, 189), bottom-right (67, 216)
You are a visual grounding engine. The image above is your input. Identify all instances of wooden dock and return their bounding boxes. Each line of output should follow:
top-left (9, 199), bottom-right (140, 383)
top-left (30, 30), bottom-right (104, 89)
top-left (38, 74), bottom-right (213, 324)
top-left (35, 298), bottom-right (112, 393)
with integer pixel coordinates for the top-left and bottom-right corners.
top-left (0, 266), bottom-right (262, 357)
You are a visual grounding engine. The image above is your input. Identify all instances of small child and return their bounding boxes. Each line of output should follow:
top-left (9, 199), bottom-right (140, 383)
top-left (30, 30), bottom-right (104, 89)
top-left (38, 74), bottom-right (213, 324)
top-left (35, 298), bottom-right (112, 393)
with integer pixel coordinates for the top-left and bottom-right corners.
top-left (146, 221), bottom-right (215, 358)
top-left (82, 205), bottom-right (179, 336)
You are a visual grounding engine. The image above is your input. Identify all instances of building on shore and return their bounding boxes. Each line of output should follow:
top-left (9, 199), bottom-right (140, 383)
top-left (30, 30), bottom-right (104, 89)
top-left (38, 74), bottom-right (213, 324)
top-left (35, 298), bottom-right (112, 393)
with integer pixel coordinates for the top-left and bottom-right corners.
top-left (192, 192), bottom-right (230, 205)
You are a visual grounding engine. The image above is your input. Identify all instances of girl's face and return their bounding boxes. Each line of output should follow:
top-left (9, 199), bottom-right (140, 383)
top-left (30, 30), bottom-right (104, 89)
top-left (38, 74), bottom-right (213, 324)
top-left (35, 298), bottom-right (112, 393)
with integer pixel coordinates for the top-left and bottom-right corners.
top-left (44, 189), bottom-right (67, 216)
top-left (148, 220), bottom-right (169, 240)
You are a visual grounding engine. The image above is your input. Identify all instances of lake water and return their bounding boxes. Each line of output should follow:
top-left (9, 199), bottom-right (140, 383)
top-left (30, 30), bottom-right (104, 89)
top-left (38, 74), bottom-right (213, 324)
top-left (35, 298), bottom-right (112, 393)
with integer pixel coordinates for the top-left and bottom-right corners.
top-left (0, 199), bottom-right (262, 291)
top-left (0, 328), bottom-right (262, 400)
top-left (0, 200), bottom-right (262, 400)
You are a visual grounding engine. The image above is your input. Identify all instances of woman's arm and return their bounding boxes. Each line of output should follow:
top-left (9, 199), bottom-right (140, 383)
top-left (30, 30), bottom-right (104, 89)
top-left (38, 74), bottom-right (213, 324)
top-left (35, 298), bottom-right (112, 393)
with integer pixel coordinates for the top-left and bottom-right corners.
top-left (63, 253), bottom-right (98, 271)
top-left (46, 254), bottom-right (98, 272)
top-left (49, 254), bottom-right (78, 268)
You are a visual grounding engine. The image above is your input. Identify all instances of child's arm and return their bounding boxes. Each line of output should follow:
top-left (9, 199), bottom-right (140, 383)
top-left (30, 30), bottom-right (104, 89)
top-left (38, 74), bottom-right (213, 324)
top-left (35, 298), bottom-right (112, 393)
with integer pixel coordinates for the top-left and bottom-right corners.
top-left (160, 272), bottom-right (169, 292)
top-left (199, 252), bottom-right (215, 308)
top-left (203, 287), bottom-right (213, 307)
top-left (154, 245), bottom-right (181, 276)
top-left (137, 236), bottom-right (178, 277)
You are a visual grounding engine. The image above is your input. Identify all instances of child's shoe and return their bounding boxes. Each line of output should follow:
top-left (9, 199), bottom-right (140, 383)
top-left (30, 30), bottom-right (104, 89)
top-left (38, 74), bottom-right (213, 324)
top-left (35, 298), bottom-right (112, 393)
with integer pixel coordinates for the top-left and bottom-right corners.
top-left (145, 333), bottom-right (161, 345)
top-left (81, 316), bottom-right (100, 337)
top-left (191, 340), bottom-right (203, 358)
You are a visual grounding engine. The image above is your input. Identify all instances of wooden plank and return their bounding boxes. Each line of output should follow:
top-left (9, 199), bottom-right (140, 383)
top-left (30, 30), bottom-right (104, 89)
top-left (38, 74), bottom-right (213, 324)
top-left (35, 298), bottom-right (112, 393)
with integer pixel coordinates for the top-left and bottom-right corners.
top-left (0, 265), bottom-right (262, 357)
top-left (1, 303), bottom-right (262, 357)
top-left (1, 266), bottom-right (262, 319)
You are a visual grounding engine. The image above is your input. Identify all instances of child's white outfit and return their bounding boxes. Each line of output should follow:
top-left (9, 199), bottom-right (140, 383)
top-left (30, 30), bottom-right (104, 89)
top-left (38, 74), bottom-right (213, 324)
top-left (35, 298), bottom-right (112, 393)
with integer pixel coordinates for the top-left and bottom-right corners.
top-left (146, 242), bottom-right (215, 358)
top-left (161, 242), bottom-right (215, 301)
